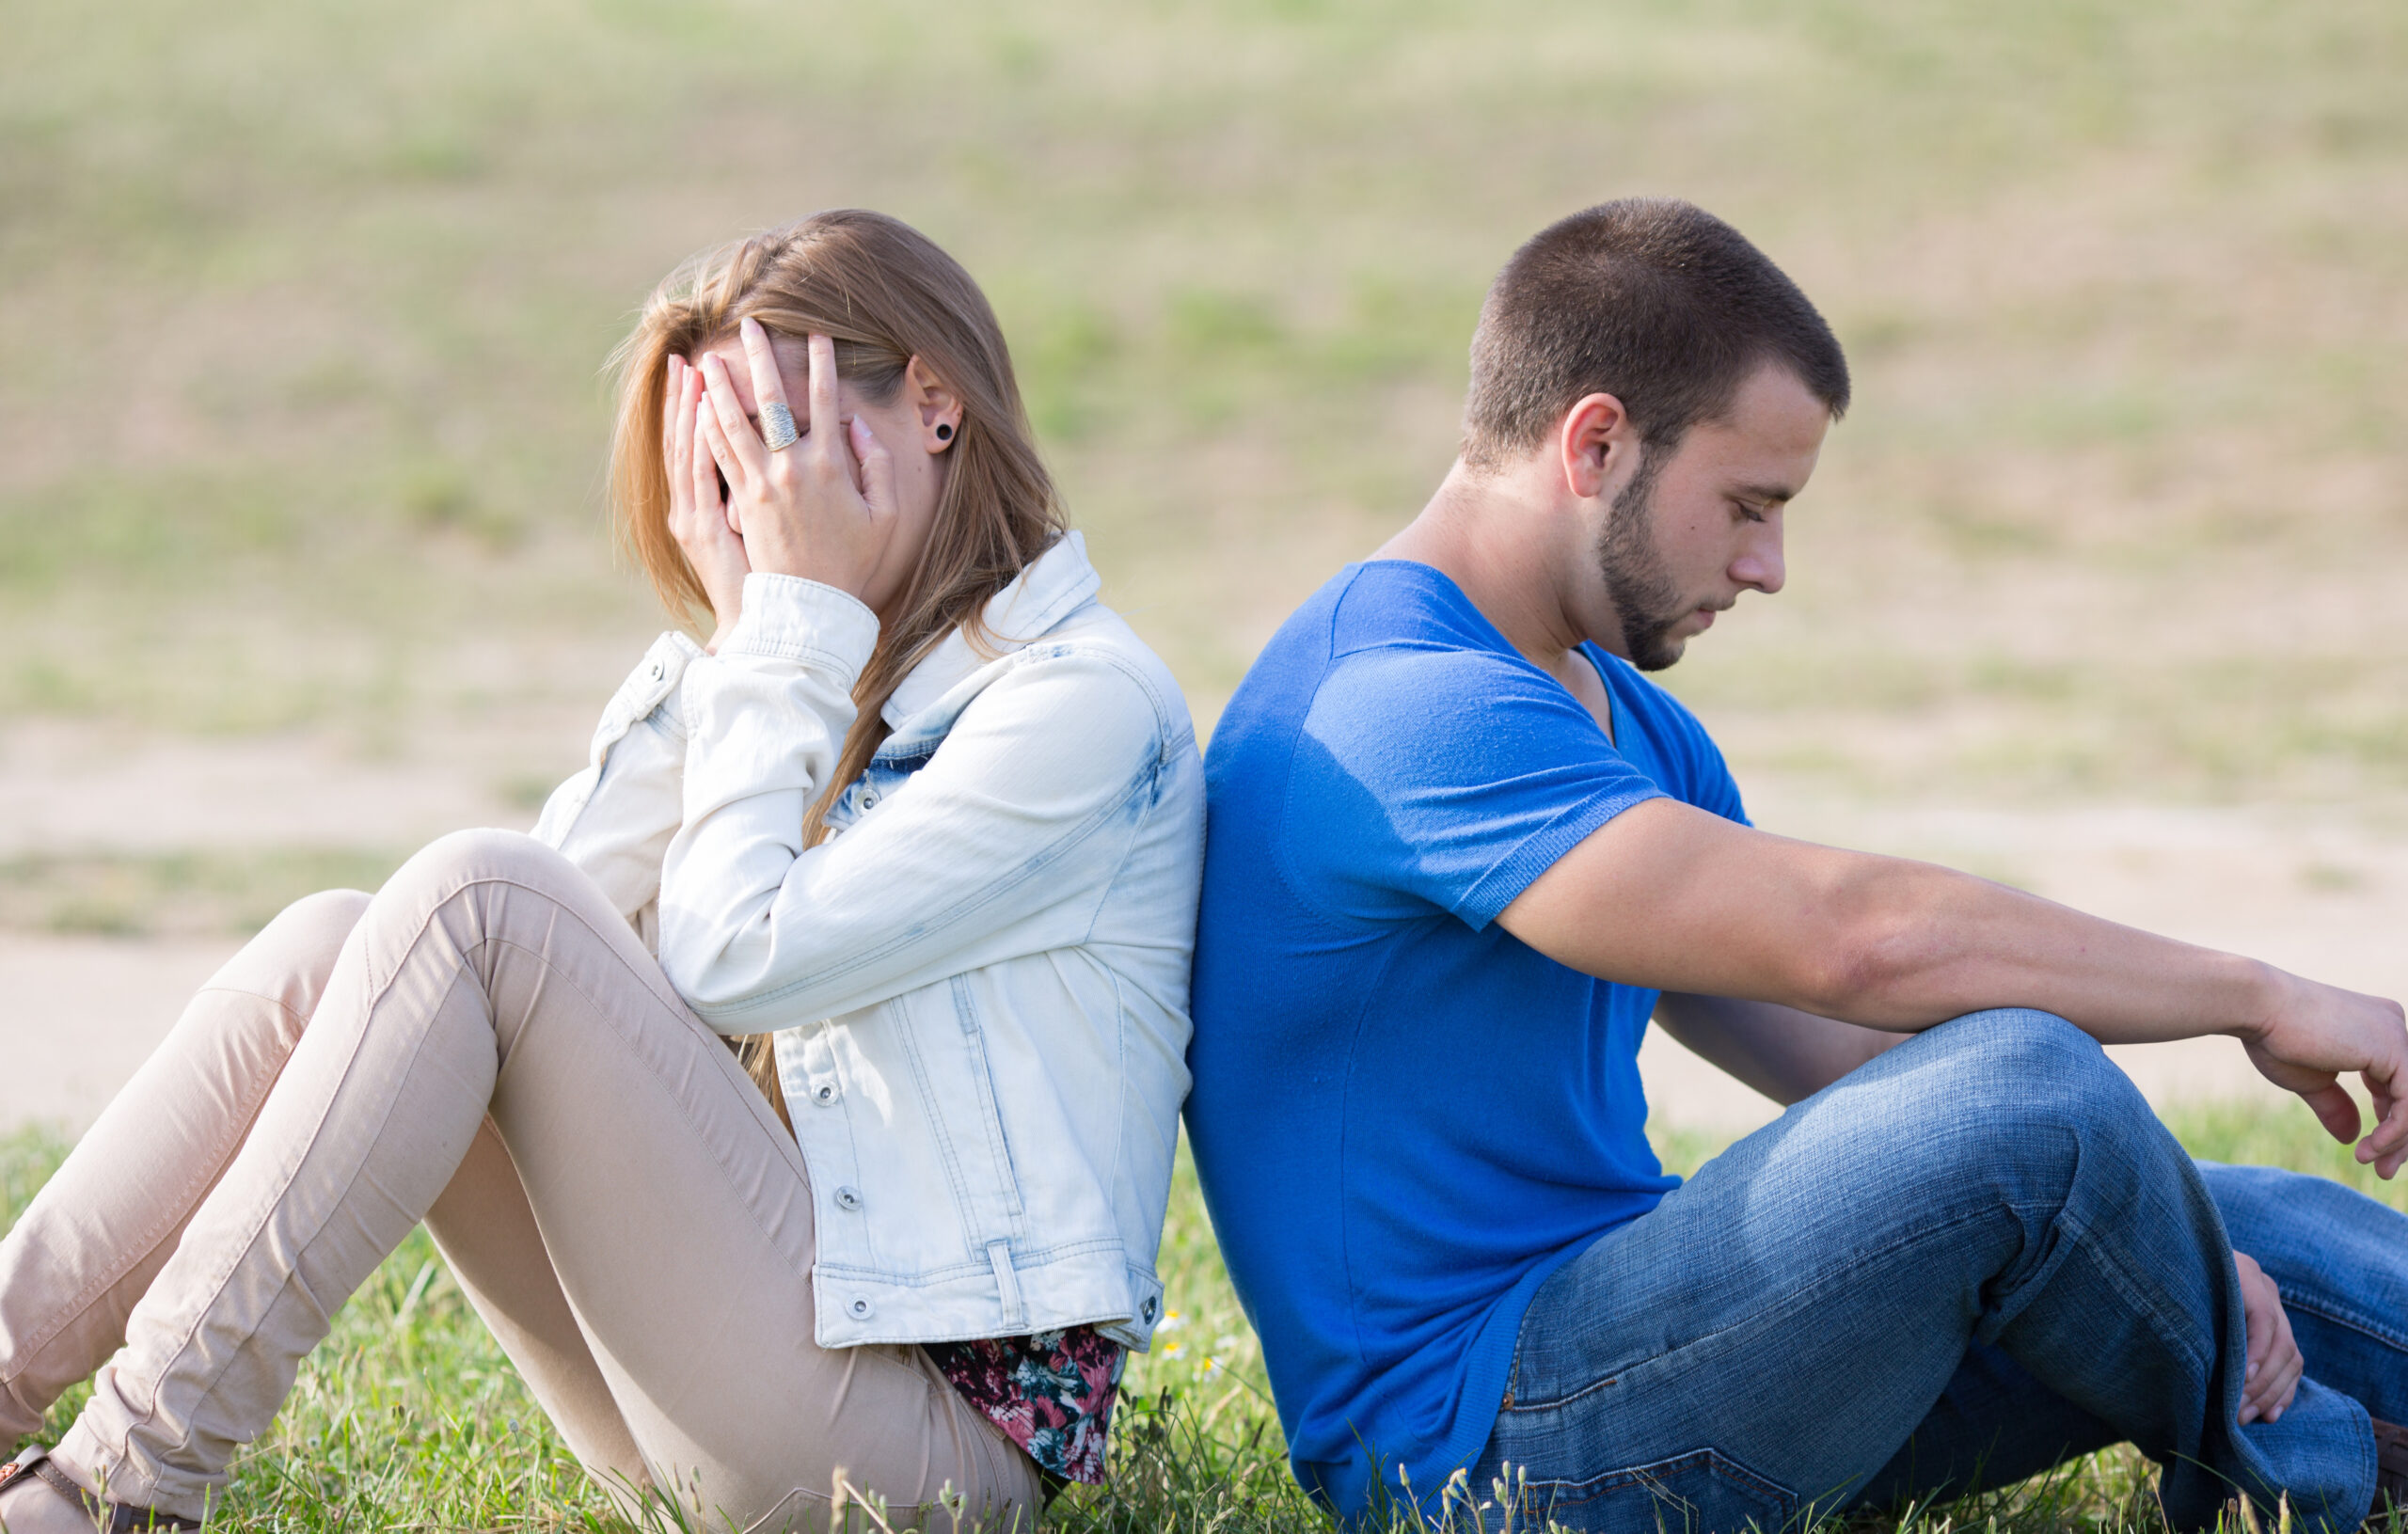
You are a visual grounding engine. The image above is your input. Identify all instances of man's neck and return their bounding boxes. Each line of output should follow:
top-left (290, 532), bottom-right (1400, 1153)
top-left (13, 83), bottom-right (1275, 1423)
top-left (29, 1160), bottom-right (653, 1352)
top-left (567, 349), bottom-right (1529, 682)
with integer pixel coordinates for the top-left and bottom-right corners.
top-left (1377, 460), bottom-right (1595, 675)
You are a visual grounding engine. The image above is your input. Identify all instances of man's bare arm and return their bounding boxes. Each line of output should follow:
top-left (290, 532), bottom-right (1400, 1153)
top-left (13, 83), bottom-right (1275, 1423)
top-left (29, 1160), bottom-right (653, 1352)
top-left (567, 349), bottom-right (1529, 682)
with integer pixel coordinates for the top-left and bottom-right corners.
top-left (1499, 797), bottom-right (2408, 1171)
top-left (1653, 992), bottom-right (1903, 1106)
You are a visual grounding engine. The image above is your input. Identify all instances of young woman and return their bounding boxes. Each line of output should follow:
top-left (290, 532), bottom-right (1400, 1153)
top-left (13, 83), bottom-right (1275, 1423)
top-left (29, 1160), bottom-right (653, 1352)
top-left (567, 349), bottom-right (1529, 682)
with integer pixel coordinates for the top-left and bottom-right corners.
top-left (0, 210), bottom-right (1203, 1531)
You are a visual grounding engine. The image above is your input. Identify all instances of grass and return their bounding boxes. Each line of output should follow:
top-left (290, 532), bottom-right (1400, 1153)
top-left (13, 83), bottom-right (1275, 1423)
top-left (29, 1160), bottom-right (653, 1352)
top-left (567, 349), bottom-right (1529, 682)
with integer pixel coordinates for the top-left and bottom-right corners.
top-left (8, 1099), bottom-right (2408, 1532)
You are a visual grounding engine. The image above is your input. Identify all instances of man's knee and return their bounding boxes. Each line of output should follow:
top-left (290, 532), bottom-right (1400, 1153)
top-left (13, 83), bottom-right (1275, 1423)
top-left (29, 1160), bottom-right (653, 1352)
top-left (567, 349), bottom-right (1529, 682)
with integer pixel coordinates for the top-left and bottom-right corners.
top-left (1922, 1009), bottom-right (2131, 1106)
top-left (1896, 1008), bottom-right (2157, 1169)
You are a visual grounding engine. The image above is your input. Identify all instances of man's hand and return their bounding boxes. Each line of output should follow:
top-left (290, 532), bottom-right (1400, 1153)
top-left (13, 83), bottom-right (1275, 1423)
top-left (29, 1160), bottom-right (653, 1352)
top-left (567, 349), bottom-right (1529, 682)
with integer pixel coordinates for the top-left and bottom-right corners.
top-left (2244, 971), bottom-right (2408, 1177)
top-left (2234, 1250), bottom-right (2302, 1426)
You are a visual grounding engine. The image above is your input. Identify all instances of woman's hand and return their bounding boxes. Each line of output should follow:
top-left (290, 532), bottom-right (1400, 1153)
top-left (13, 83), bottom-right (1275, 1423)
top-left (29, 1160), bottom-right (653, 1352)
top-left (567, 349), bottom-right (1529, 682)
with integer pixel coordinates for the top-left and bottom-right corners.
top-left (696, 319), bottom-right (899, 608)
top-left (662, 353), bottom-right (751, 652)
top-left (2234, 1249), bottom-right (2302, 1425)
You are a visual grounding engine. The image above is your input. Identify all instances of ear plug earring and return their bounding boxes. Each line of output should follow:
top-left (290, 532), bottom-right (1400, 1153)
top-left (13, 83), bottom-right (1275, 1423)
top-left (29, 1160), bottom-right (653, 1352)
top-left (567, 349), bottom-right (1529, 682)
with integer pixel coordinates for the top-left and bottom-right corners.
top-left (935, 422), bottom-right (955, 443)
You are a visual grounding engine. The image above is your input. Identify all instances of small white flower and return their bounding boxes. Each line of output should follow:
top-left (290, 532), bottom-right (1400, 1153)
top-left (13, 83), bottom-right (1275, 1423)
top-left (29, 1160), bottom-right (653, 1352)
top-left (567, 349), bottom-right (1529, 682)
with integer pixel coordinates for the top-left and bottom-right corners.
top-left (1214, 1334), bottom-right (1239, 1350)
top-left (1160, 1339), bottom-right (1184, 1358)
top-left (1154, 1310), bottom-right (1188, 1334)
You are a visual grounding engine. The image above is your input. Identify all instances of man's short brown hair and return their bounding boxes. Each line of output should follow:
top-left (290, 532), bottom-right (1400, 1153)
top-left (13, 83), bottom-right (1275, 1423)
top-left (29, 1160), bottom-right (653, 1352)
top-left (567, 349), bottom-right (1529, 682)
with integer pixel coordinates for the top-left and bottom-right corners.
top-left (1463, 198), bottom-right (1850, 468)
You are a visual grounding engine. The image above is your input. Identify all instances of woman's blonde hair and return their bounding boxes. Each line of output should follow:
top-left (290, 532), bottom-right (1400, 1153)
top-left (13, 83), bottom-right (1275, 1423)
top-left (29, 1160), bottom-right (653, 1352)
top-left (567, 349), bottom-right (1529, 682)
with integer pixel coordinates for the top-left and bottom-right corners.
top-left (606, 210), bottom-right (1069, 1120)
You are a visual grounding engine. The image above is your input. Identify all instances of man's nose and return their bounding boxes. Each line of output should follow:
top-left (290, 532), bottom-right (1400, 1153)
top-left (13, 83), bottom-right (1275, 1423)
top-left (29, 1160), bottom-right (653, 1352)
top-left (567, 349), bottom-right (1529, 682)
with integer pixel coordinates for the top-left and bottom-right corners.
top-left (1734, 524), bottom-right (1785, 595)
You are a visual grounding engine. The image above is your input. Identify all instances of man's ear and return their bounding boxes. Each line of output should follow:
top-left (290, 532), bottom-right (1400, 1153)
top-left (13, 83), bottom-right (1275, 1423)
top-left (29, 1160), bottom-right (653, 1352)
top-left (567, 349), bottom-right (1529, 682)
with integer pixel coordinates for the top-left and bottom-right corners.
top-left (903, 356), bottom-right (964, 453)
top-left (1558, 392), bottom-right (1637, 501)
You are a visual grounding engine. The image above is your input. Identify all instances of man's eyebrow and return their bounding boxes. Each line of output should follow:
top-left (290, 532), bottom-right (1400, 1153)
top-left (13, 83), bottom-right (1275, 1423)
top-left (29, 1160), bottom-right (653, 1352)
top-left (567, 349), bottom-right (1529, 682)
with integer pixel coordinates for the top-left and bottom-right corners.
top-left (1732, 482), bottom-right (1798, 504)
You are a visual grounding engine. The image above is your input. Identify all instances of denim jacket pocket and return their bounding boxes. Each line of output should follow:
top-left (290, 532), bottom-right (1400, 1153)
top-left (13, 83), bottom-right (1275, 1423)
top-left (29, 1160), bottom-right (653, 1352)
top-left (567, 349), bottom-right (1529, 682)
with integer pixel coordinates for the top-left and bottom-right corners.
top-left (1490, 1447), bottom-right (1798, 1534)
top-left (895, 977), bottom-right (1028, 1254)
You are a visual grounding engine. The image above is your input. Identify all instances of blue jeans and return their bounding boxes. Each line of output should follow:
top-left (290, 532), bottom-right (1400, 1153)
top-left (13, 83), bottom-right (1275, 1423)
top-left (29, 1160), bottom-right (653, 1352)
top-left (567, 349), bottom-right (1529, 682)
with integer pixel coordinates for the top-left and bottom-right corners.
top-left (1465, 1009), bottom-right (2408, 1533)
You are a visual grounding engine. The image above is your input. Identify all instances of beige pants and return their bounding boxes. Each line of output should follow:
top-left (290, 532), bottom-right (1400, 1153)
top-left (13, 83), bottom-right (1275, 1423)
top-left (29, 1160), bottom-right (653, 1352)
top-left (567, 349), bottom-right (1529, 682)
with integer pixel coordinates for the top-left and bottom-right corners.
top-left (0, 829), bottom-right (1040, 1529)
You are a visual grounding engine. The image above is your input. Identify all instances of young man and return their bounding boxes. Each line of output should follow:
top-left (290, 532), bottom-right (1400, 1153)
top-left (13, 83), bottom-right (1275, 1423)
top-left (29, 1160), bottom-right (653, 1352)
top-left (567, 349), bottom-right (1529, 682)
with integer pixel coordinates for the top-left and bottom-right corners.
top-left (1185, 199), bottom-right (2408, 1533)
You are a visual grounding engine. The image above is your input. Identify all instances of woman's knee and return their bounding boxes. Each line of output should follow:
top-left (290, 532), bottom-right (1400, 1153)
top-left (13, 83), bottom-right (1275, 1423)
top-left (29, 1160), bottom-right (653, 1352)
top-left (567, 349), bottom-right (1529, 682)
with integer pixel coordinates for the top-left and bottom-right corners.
top-left (203, 887), bottom-right (375, 1022)
top-left (368, 830), bottom-right (629, 984)
top-left (262, 885), bottom-right (373, 948)
top-left (378, 828), bottom-right (586, 912)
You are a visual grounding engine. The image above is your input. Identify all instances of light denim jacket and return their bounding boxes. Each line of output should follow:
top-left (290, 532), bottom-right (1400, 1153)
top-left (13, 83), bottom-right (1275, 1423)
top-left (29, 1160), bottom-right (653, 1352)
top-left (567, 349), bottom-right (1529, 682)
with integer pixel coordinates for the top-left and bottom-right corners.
top-left (531, 534), bottom-right (1201, 1352)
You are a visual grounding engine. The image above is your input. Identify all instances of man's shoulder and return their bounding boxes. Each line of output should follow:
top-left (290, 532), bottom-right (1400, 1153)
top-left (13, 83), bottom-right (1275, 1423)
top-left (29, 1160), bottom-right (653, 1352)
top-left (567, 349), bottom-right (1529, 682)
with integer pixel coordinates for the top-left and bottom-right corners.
top-left (1217, 563), bottom-right (1529, 748)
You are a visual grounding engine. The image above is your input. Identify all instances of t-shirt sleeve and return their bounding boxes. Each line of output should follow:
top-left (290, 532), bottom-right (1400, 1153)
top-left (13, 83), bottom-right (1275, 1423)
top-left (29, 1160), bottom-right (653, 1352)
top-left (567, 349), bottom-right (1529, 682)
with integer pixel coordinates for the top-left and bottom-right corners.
top-left (1282, 644), bottom-right (1667, 930)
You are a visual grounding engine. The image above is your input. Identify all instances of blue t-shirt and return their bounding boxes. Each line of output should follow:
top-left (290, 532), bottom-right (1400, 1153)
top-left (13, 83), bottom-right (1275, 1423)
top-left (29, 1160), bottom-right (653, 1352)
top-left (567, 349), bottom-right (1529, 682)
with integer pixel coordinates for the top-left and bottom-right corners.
top-left (1186, 561), bottom-right (1750, 1523)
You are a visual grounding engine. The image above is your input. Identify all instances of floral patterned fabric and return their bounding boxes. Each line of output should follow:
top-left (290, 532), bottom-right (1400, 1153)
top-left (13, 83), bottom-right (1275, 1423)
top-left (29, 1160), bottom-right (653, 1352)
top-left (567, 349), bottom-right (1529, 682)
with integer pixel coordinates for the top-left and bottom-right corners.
top-left (925, 1325), bottom-right (1124, 1484)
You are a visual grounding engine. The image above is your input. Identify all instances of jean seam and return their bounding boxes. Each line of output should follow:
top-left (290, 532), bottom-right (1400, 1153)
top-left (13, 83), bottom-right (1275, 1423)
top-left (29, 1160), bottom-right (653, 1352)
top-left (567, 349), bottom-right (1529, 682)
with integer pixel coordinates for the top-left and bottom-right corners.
top-left (1504, 1447), bottom-right (1798, 1518)
top-left (2277, 1291), bottom-right (2408, 1356)
top-left (1508, 1200), bottom-right (2008, 1414)
top-left (2035, 1207), bottom-right (2216, 1384)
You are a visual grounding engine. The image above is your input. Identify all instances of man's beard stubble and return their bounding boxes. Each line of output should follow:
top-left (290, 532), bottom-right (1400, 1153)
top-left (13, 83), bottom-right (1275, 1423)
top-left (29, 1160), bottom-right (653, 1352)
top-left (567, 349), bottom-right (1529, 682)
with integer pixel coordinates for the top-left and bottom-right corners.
top-left (1594, 450), bottom-right (1688, 672)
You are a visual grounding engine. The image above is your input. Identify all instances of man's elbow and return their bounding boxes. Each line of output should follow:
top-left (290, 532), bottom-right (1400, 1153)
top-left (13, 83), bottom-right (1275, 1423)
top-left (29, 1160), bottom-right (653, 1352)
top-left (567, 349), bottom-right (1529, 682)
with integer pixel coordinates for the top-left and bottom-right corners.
top-left (1794, 904), bottom-right (1935, 1024)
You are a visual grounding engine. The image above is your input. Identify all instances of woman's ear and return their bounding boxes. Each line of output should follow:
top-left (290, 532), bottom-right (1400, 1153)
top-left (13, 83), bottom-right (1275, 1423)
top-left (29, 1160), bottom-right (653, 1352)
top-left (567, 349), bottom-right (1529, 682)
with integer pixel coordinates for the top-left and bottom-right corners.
top-left (904, 356), bottom-right (963, 453)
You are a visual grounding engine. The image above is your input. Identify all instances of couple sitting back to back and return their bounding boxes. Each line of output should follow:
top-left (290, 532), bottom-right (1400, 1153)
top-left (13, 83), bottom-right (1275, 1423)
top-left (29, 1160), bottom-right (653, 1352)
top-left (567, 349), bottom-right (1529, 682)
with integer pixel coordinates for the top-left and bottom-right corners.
top-left (4, 199), bottom-right (2405, 1534)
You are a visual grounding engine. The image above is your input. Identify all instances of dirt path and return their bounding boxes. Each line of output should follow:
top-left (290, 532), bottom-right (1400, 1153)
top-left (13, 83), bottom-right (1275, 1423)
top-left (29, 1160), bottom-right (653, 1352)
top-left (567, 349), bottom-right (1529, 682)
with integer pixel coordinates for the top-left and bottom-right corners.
top-left (1, 934), bottom-right (241, 1133)
top-left (0, 719), bottom-right (542, 1133)
top-left (3, 730), bottom-right (2400, 1138)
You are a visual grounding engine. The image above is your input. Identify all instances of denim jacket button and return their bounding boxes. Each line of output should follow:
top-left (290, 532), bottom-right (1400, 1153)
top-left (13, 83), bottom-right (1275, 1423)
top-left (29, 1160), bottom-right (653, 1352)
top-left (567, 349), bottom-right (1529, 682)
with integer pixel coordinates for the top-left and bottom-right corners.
top-left (848, 1297), bottom-right (873, 1320)
top-left (646, 659), bottom-right (665, 682)
top-left (814, 1083), bottom-right (838, 1106)
top-left (858, 789), bottom-right (879, 811)
top-left (834, 1186), bottom-right (863, 1211)
top-left (1141, 1295), bottom-right (1159, 1322)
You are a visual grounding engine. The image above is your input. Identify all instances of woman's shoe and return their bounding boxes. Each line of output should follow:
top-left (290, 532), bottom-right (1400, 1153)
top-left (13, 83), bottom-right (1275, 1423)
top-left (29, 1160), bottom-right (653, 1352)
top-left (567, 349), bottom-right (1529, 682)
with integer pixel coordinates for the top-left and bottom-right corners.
top-left (0, 1447), bottom-right (199, 1533)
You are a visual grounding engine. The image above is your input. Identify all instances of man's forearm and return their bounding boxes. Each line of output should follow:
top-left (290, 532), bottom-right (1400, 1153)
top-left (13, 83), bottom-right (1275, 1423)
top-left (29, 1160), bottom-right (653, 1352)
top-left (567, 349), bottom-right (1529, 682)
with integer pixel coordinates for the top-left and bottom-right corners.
top-left (1812, 857), bottom-right (2285, 1045)
top-left (1505, 799), bottom-right (2289, 1044)
top-left (1505, 798), bottom-right (2408, 1173)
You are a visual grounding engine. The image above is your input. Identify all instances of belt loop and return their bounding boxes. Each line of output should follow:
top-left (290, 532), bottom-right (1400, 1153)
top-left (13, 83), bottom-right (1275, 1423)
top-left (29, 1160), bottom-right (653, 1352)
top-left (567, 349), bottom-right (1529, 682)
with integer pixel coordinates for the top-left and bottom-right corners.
top-left (986, 1241), bottom-right (1027, 1331)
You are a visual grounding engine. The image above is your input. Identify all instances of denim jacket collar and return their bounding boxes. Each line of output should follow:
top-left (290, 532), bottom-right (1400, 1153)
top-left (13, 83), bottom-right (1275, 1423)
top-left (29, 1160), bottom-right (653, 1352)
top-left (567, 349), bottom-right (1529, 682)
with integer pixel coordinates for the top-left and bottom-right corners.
top-left (878, 531), bottom-right (1102, 735)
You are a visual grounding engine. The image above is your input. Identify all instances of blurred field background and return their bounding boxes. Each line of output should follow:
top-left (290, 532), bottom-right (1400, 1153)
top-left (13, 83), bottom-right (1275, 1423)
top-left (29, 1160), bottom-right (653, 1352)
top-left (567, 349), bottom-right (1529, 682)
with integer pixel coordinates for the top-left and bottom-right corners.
top-left (4, 0), bottom-right (2407, 1526)
top-left (5, 0), bottom-right (2407, 912)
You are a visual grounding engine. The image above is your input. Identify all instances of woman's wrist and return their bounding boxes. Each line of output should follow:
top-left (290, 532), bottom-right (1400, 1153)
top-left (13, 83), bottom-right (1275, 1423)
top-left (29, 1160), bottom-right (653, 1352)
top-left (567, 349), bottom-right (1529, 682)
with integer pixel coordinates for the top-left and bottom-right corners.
top-left (709, 572), bottom-right (881, 678)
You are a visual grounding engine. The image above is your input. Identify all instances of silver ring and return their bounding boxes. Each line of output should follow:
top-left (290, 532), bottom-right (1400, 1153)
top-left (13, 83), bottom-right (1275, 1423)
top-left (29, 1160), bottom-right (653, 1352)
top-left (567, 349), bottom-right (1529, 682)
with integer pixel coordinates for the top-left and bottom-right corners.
top-left (760, 402), bottom-right (799, 451)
